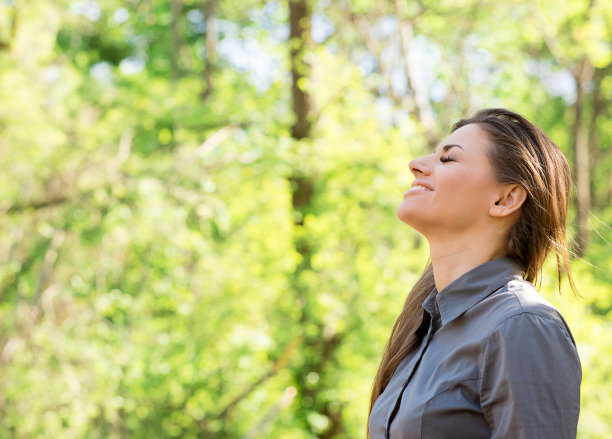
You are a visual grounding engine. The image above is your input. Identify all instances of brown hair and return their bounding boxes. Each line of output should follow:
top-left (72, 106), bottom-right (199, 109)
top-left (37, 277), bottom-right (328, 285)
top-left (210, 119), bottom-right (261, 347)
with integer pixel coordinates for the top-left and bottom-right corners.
top-left (368, 108), bottom-right (577, 432)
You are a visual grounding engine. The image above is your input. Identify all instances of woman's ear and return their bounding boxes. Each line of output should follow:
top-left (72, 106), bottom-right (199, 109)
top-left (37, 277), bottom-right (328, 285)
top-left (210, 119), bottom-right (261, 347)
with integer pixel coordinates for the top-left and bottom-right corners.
top-left (489, 184), bottom-right (527, 218)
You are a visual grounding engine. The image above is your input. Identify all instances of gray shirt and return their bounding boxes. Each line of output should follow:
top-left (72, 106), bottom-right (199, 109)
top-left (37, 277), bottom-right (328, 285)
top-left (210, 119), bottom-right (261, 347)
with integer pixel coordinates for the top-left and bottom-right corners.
top-left (369, 257), bottom-right (581, 439)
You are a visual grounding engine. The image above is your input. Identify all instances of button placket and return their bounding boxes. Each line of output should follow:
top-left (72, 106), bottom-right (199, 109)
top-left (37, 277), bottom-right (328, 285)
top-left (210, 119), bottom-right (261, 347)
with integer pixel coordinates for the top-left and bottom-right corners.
top-left (385, 314), bottom-right (436, 439)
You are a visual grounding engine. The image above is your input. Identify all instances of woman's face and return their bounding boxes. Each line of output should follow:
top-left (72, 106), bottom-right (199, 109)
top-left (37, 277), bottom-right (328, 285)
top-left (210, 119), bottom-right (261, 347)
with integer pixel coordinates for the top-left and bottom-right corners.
top-left (397, 123), bottom-right (502, 237)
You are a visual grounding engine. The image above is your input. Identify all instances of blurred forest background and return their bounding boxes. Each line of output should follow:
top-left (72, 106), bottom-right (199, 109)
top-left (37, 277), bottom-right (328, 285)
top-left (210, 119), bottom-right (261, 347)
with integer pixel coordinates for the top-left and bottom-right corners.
top-left (1, 0), bottom-right (611, 437)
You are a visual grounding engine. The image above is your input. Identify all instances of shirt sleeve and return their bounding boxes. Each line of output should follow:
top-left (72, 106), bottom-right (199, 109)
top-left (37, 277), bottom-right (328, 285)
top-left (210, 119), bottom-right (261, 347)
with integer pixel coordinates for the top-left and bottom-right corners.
top-left (480, 312), bottom-right (581, 439)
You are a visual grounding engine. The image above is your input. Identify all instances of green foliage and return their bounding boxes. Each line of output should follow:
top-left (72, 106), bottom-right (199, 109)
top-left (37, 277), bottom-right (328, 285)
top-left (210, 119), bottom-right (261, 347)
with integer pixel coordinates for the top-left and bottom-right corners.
top-left (0, 0), bottom-right (611, 438)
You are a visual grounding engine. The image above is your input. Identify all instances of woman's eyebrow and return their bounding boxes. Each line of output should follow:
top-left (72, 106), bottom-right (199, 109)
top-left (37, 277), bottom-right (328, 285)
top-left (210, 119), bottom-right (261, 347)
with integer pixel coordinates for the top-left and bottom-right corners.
top-left (442, 144), bottom-right (464, 152)
top-left (433, 143), bottom-right (465, 154)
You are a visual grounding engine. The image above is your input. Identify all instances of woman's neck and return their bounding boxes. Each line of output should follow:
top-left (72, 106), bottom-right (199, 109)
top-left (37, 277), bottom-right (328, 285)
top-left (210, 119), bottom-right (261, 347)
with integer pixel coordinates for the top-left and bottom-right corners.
top-left (428, 233), bottom-right (506, 293)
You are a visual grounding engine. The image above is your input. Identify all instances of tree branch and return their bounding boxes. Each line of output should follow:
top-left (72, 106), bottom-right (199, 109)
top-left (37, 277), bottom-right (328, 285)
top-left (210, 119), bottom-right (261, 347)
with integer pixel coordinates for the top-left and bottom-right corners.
top-left (196, 124), bottom-right (238, 157)
top-left (394, 0), bottom-right (439, 143)
top-left (210, 336), bottom-right (302, 424)
top-left (243, 386), bottom-right (297, 439)
top-left (4, 195), bottom-right (73, 214)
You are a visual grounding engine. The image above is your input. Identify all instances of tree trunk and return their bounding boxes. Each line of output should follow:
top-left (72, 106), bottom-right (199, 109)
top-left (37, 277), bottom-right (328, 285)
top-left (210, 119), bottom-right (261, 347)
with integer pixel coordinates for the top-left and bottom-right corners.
top-left (288, 1), bottom-right (346, 437)
top-left (201, 0), bottom-right (218, 101)
top-left (572, 57), bottom-right (594, 257)
top-left (289, 0), bottom-right (312, 139)
top-left (0, 2), bottom-right (17, 52)
top-left (170, 0), bottom-right (182, 82)
top-left (588, 66), bottom-right (607, 207)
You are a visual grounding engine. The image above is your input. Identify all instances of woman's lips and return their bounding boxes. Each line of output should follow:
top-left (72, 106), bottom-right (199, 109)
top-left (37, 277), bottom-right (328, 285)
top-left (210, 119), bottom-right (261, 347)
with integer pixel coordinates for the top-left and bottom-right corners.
top-left (403, 184), bottom-right (433, 198)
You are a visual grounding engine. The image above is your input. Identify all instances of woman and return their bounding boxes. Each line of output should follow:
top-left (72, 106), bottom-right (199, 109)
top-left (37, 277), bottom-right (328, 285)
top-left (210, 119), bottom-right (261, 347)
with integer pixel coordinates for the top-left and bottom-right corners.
top-left (368, 108), bottom-right (581, 439)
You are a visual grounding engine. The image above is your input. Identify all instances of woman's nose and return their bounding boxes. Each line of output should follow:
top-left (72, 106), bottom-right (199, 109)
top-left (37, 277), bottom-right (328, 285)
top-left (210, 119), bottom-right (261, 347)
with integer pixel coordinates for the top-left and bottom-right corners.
top-left (409, 155), bottom-right (431, 176)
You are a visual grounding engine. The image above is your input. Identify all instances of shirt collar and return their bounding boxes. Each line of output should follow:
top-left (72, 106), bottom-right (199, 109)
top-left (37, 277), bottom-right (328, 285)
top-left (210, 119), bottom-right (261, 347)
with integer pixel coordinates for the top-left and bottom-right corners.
top-left (422, 257), bottom-right (525, 327)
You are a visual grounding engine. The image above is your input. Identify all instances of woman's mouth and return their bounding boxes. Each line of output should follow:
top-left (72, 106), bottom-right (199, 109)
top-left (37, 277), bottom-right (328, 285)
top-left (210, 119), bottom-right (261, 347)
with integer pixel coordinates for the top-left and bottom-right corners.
top-left (404, 184), bottom-right (433, 198)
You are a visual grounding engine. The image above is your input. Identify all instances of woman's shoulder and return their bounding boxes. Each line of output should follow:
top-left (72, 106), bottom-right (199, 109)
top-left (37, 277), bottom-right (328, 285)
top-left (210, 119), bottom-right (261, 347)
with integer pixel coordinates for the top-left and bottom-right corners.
top-left (479, 277), bottom-right (574, 342)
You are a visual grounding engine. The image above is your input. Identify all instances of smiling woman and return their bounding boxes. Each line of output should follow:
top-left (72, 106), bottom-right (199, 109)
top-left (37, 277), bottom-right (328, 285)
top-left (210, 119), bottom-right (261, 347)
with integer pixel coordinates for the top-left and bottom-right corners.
top-left (368, 108), bottom-right (581, 439)
top-left (397, 123), bottom-right (530, 278)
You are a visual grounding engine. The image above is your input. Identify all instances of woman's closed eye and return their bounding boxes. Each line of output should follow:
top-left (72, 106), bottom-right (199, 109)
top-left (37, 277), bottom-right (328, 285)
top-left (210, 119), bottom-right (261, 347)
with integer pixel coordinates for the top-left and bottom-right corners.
top-left (440, 155), bottom-right (455, 163)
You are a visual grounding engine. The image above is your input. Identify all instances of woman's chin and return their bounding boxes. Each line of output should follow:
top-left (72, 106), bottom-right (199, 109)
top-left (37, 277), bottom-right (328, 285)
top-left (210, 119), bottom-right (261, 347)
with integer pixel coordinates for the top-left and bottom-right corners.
top-left (397, 205), bottom-right (431, 235)
top-left (396, 205), bottom-right (418, 226)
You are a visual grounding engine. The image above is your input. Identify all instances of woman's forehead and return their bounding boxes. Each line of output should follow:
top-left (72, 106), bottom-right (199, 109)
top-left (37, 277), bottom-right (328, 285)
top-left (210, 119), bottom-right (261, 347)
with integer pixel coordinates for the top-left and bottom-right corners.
top-left (434, 124), bottom-right (488, 153)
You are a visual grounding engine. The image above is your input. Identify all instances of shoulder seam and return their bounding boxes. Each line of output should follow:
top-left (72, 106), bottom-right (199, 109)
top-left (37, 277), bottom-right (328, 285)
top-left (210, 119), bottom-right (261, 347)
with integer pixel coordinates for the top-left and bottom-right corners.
top-left (492, 279), bottom-right (563, 332)
top-left (491, 310), bottom-right (565, 335)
